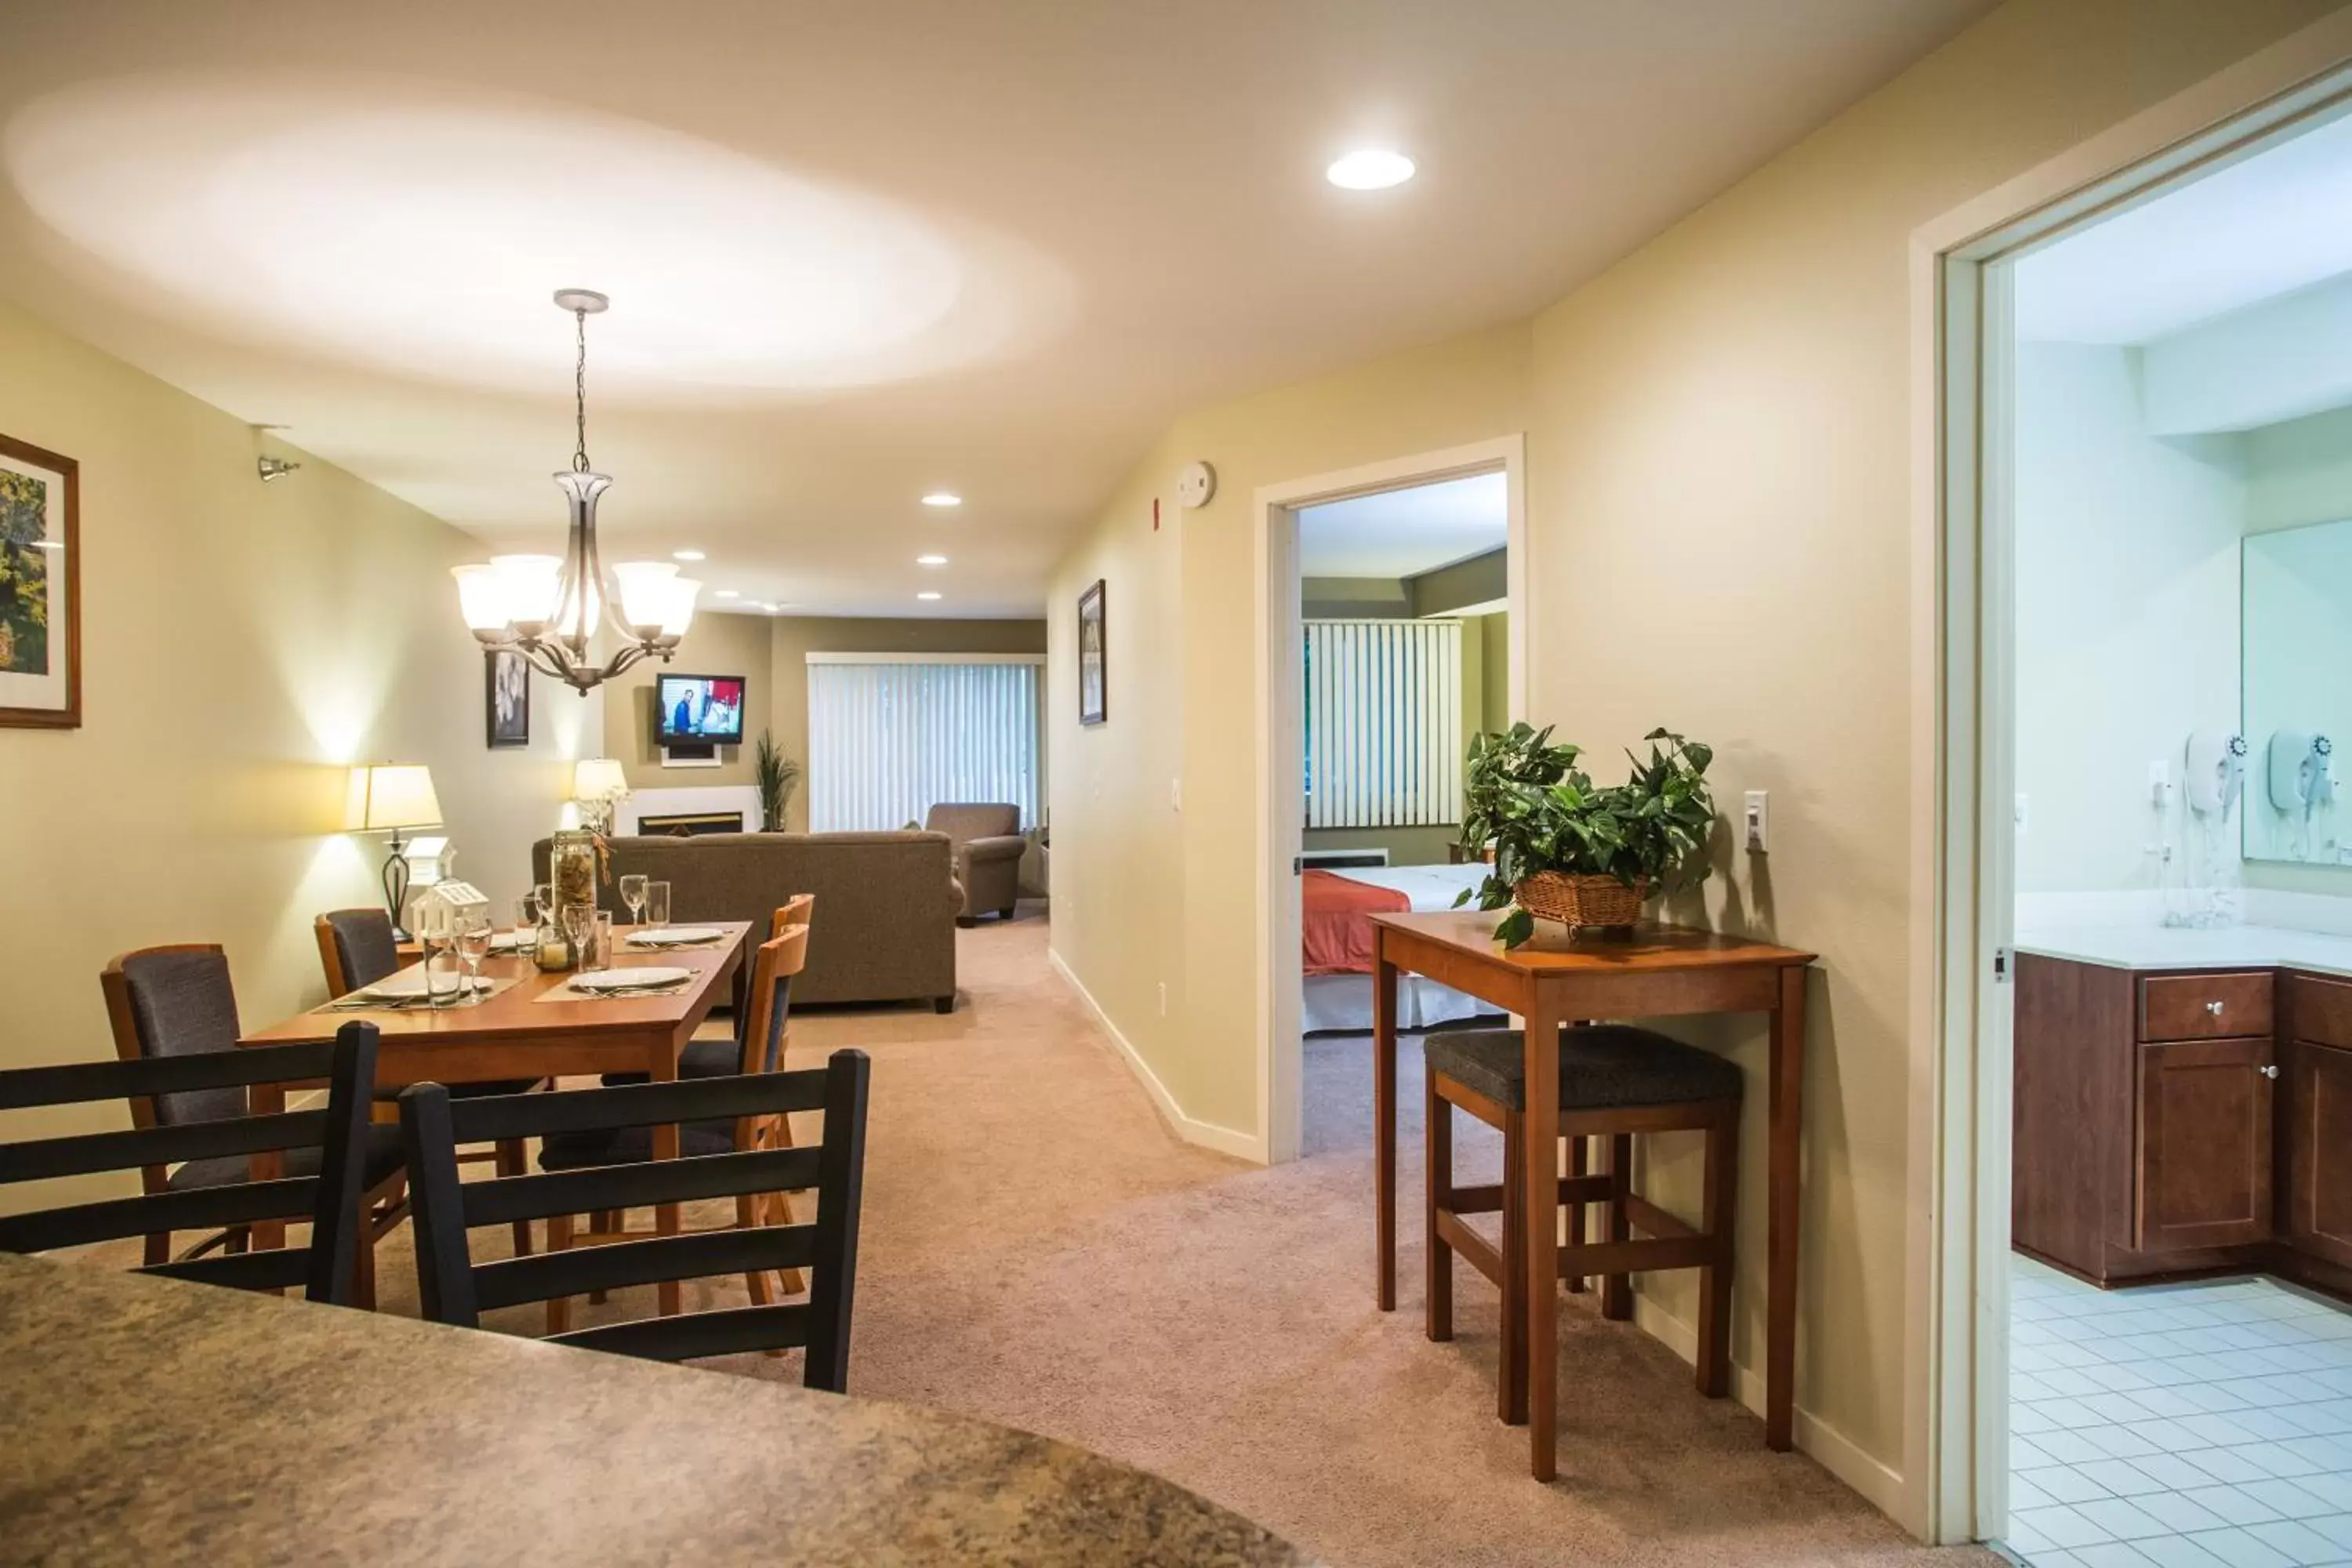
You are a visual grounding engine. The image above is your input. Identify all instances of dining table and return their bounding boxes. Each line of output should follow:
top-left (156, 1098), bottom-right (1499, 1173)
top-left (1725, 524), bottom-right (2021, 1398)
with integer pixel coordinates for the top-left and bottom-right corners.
top-left (0, 1252), bottom-right (1313, 1566)
top-left (1369, 909), bottom-right (1817, 1482)
top-left (238, 921), bottom-right (753, 1316)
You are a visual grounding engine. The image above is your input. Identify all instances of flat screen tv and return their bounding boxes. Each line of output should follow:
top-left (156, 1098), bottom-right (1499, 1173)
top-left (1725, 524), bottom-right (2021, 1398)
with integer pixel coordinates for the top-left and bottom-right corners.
top-left (655, 673), bottom-right (747, 745)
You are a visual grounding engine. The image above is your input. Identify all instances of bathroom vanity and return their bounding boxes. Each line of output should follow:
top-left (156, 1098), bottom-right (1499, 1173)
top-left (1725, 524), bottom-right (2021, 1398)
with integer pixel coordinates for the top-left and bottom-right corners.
top-left (2013, 928), bottom-right (2352, 1300)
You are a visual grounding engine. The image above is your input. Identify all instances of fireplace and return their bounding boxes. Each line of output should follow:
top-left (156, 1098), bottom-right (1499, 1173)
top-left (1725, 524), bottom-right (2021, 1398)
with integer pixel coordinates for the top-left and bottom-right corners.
top-left (638, 811), bottom-right (743, 837)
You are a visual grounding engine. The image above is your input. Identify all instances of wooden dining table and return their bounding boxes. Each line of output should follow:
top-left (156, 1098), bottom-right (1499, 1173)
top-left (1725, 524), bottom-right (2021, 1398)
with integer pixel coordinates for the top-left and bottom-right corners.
top-left (239, 922), bottom-right (753, 1316)
top-left (1369, 909), bottom-right (1817, 1482)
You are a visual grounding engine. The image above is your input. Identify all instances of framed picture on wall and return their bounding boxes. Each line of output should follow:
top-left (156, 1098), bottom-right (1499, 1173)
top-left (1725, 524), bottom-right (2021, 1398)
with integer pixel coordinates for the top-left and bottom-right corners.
top-left (0, 433), bottom-right (80, 730)
top-left (485, 648), bottom-right (531, 749)
top-left (1078, 578), bottom-right (1107, 726)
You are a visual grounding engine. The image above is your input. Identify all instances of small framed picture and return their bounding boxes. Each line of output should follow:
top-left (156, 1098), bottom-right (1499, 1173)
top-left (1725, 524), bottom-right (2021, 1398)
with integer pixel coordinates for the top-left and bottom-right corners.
top-left (485, 648), bottom-right (531, 749)
top-left (0, 433), bottom-right (80, 730)
top-left (1077, 578), bottom-right (1107, 727)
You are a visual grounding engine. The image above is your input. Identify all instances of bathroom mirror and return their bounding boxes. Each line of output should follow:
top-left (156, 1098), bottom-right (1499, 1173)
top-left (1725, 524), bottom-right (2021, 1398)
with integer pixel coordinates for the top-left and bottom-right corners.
top-left (2243, 517), bottom-right (2352, 864)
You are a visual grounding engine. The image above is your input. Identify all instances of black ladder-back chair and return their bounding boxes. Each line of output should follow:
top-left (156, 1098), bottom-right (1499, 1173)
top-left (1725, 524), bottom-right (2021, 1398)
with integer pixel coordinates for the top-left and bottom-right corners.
top-left (99, 944), bottom-right (411, 1304)
top-left (398, 1049), bottom-right (870, 1385)
top-left (0, 1022), bottom-right (382, 1305)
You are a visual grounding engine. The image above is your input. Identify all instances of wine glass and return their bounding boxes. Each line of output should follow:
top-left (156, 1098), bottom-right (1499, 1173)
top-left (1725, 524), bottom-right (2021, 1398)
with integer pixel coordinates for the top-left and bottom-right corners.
top-left (453, 916), bottom-right (494, 1003)
top-left (619, 873), bottom-right (649, 931)
top-left (562, 903), bottom-right (597, 974)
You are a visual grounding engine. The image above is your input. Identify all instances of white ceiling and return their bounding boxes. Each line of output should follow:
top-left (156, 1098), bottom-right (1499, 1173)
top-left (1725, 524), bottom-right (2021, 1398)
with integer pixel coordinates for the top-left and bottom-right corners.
top-left (0, 0), bottom-right (1991, 616)
top-left (2016, 107), bottom-right (2352, 347)
top-left (1299, 471), bottom-right (1507, 579)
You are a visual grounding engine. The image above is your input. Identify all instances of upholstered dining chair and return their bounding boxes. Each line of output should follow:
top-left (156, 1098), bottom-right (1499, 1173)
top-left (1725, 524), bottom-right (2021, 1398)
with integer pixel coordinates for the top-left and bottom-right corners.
top-left (314, 908), bottom-right (541, 1257)
top-left (553, 924), bottom-right (818, 1320)
top-left (399, 1049), bottom-right (870, 1381)
top-left (97, 947), bottom-right (411, 1307)
top-left (0, 1021), bottom-right (383, 1305)
top-left (924, 803), bottom-right (1024, 925)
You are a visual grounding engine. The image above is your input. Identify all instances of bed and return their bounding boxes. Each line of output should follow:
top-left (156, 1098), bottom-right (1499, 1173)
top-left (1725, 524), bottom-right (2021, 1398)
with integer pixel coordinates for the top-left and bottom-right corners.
top-left (1300, 862), bottom-right (1507, 1033)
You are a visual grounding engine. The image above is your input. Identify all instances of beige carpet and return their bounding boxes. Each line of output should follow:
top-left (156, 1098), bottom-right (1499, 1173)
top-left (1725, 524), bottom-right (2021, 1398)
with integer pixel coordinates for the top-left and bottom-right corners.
top-left (318, 911), bottom-right (1994, 1566)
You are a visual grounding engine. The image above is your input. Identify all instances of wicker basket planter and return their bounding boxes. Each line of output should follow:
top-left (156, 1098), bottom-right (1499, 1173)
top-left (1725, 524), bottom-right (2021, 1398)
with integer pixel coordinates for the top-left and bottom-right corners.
top-left (1513, 870), bottom-right (1650, 931)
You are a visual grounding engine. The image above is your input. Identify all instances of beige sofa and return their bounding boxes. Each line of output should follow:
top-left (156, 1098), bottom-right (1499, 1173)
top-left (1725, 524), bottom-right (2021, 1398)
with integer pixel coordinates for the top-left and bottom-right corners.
top-left (532, 832), bottom-right (964, 1011)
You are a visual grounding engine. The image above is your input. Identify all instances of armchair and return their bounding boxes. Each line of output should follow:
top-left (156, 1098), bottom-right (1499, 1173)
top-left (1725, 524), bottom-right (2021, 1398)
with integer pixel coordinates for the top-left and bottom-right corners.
top-left (926, 802), bottom-right (1025, 924)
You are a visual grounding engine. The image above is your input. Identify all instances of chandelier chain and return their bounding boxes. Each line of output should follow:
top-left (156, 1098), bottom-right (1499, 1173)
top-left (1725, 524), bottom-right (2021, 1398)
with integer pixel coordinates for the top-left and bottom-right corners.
top-left (572, 306), bottom-right (590, 474)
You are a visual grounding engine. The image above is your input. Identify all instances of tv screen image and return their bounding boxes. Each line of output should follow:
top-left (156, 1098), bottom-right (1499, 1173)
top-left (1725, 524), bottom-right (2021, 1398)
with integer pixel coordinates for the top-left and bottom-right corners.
top-left (656, 674), bottom-right (746, 744)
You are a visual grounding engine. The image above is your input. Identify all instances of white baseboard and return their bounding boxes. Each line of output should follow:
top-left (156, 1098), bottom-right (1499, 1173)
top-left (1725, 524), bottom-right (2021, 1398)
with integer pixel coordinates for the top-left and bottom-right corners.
top-left (1631, 1293), bottom-right (1907, 1523)
top-left (1047, 947), bottom-right (1265, 1163)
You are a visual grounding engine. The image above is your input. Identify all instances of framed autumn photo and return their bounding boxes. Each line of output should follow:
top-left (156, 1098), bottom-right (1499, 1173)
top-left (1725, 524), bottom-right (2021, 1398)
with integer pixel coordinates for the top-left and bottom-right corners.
top-left (0, 434), bottom-right (79, 729)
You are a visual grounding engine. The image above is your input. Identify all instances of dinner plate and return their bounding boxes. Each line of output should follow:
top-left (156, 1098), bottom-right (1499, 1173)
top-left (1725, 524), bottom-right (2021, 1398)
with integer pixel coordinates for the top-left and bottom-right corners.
top-left (569, 966), bottom-right (695, 995)
top-left (359, 970), bottom-right (494, 1000)
top-left (624, 927), bottom-right (723, 948)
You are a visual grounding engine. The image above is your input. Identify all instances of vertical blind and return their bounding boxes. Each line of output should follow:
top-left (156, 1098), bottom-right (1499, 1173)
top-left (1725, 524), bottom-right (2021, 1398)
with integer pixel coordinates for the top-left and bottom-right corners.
top-left (1304, 619), bottom-right (1463, 829)
top-left (806, 659), bottom-right (1043, 833)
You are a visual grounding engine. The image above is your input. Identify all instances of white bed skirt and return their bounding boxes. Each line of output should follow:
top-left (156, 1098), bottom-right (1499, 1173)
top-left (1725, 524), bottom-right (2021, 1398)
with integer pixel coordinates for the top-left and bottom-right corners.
top-left (1301, 972), bottom-right (1504, 1034)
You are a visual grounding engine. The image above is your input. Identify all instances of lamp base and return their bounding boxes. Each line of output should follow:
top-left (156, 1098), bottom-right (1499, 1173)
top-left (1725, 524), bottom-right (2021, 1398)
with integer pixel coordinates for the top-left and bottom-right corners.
top-left (382, 834), bottom-right (413, 942)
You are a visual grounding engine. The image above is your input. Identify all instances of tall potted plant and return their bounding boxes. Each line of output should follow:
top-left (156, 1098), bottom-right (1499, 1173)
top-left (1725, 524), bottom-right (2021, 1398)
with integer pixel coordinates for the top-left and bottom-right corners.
top-left (1455, 724), bottom-right (1715, 946)
top-left (753, 729), bottom-right (801, 833)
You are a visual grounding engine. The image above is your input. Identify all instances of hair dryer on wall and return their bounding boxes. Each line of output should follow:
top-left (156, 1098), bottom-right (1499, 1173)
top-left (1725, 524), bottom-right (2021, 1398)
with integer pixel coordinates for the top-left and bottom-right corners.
top-left (2268, 731), bottom-right (2335, 814)
top-left (2185, 732), bottom-right (2246, 818)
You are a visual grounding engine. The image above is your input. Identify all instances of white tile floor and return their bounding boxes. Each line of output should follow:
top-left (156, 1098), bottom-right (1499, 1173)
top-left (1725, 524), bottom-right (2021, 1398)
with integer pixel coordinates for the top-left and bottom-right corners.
top-left (2004, 1256), bottom-right (2352, 1567)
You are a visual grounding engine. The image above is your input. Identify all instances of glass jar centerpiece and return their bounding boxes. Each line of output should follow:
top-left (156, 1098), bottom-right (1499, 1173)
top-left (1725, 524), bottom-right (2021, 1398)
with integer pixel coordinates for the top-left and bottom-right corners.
top-left (548, 829), bottom-right (604, 971)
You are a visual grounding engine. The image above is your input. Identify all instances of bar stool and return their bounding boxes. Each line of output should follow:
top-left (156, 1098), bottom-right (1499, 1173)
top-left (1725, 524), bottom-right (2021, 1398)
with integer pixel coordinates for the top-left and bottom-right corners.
top-left (1423, 1023), bottom-right (1741, 1425)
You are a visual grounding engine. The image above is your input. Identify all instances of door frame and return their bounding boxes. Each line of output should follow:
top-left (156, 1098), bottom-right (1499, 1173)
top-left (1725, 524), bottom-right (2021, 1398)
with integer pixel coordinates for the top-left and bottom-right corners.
top-left (1907, 26), bottom-right (2352, 1544)
top-left (1252, 434), bottom-right (1529, 1164)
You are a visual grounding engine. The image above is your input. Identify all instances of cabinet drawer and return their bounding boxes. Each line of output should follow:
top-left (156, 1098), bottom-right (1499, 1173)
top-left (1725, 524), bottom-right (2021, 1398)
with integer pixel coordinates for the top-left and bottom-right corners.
top-left (2285, 971), bottom-right (2352, 1051)
top-left (2139, 972), bottom-right (2273, 1042)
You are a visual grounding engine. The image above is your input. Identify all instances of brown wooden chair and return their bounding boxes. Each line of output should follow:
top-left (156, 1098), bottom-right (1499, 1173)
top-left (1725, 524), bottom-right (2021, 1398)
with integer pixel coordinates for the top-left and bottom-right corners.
top-left (1424, 1023), bottom-right (1741, 1425)
top-left (100, 946), bottom-right (412, 1307)
top-left (314, 909), bottom-right (541, 1258)
top-left (543, 924), bottom-right (818, 1329)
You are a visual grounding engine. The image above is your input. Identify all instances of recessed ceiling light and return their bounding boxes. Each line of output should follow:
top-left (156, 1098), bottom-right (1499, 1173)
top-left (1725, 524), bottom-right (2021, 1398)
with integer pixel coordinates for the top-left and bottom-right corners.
top-left (713, 589), bottom-right (739, 598)
top-left (916, 554), bottom-right (948, 566)
top-left (916, 591), bottom-right (942, 601)
top-left (673, 549), bottom-right (706, 561)
top-left (920, 492), bottom-right (961, 508)
top-left (1326, 149), bottom-right (1415, 191)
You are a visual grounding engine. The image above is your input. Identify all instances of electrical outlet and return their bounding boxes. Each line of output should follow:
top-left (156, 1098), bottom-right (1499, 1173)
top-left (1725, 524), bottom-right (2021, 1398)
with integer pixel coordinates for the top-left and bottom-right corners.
top-left (1743, 790), bottom-right (1768, 852)
top-left (2148, 758), bottom-right (2171, 806)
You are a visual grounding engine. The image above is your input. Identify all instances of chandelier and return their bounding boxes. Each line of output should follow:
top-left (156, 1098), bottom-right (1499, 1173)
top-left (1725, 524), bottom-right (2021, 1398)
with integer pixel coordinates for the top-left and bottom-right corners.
top-left (450, 290), bottom-right (699, 694)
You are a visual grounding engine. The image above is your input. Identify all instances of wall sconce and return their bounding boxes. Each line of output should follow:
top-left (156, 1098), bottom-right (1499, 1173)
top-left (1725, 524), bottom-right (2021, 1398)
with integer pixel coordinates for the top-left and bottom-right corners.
top-left (257, 456), bottom-right (303, 483)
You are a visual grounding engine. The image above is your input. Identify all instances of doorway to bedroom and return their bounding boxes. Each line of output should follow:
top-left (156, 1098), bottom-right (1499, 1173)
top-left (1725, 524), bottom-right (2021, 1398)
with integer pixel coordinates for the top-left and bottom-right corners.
top-left (1249, 436), bottom-right (1528, 1163)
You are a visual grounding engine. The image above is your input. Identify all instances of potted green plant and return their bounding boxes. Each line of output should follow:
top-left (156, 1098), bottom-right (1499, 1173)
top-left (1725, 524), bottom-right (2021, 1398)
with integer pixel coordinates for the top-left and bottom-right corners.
top-left (1454, 724), bottom-right (1716, 946)
top-left (753, 729), bottom-right (801, 833)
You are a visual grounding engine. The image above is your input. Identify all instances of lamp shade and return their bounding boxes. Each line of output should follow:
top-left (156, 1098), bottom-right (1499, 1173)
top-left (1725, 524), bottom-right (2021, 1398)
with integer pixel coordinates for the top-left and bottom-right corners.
top-left (347, 764), bottom-right (443, 833)
top-left (573, 757), bottom-right (629, 800)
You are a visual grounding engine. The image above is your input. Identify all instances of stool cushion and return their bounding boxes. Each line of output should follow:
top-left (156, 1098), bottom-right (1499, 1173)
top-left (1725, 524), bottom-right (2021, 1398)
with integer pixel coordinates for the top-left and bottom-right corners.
top-left (1425, 1025), bottom-right (1742, 1112)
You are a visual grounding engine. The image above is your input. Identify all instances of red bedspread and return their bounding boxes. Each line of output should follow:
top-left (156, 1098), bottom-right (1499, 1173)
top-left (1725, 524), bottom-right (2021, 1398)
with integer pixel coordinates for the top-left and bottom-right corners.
top-left (1301, 869), bottom-right (1411, 976)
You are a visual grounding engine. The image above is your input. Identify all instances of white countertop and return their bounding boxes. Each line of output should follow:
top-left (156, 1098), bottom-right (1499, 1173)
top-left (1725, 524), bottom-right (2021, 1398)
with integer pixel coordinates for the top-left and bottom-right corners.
top-left (2015, 923), bottom-right (2352, 978)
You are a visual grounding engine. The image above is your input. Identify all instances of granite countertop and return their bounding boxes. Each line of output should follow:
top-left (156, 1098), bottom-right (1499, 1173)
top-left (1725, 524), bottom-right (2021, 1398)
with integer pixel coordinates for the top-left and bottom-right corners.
top-left (2013, 922), bottom-right (2352, 977)
top-left (0, 1254), bottom-right (1312, 1567)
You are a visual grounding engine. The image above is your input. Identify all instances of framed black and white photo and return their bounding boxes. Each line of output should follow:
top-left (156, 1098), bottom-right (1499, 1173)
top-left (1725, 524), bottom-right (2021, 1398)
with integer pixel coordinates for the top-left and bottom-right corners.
top-left (0, 433), bottom-right (78, 730)
top-left (1077, 578), bottom-right (1106, 726)
top-left (485, 648), bottom-right (530, 748)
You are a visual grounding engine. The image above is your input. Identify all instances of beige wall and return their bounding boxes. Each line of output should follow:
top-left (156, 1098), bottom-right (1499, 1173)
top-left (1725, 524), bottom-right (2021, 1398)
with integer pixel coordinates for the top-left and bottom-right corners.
top-left (601, 608), bottom-right (771, 789)
top-left (768, 615), bottom-right (1047, 833)
top-left (1047, 0), bottom-right (2347, 1507)
top-left (0, 299), bottom-right (598, 1196)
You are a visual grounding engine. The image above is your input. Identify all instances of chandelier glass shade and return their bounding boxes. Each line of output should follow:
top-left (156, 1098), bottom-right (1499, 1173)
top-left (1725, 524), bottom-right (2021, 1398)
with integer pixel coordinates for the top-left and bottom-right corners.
top-left (451, 290), bottom-right (699, 693)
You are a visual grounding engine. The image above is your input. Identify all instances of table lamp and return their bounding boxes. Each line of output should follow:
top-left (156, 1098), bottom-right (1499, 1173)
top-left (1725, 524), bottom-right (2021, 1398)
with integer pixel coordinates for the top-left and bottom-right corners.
top-left (573, 757), bottom-right (629, 834)
top-left (347, 763), bottom-right (443, 938)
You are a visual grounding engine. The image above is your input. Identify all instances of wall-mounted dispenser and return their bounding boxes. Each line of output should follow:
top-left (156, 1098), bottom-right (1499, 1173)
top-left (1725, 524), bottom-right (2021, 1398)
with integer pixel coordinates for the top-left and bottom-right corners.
top-left (2185, 732), bottom-right (2246, 818)
top-left (2267, 730), bottom-right (2335, 813)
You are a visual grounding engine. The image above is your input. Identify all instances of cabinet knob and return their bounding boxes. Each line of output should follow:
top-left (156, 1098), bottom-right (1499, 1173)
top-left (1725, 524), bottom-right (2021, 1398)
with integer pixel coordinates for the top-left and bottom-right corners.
top-left (2206, 1000), bottom-right (2226, 1015)
top-left (2261, 1064), bottom-right (2280, 1080)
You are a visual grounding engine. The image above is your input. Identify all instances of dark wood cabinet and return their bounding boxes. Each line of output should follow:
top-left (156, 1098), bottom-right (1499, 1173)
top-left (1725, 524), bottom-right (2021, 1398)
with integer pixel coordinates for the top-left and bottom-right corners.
top-left (2135, 1036), bottom-right (2274, 1252)
top-left (2285, 1038), bottom-right (2352, 1271)
top-left (2012, 954), bottom-right (2352, 1298)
